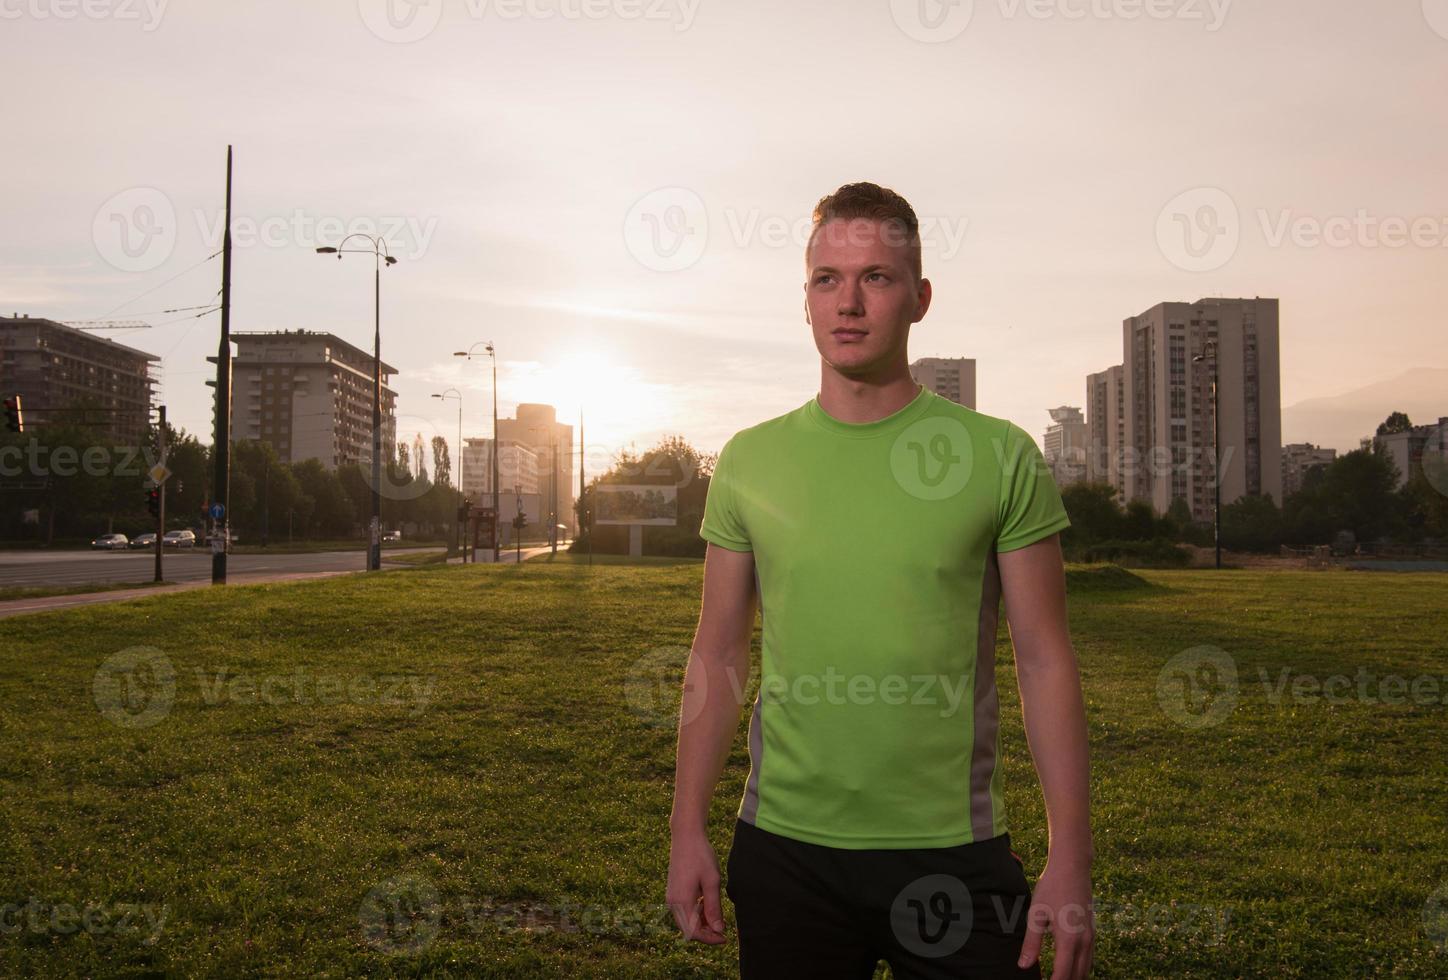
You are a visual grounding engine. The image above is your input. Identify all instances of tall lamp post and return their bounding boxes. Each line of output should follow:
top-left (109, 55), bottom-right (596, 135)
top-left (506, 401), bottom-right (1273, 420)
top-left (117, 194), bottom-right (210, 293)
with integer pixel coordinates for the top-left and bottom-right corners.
top-left (432, 388), bottom-right (463, 557)
top-left (317, 235), bottom-right (396, 572)
top-left (455, 342), bottom-right (497, 562)
top-left (1193, 340), bottom-right (1221, 570)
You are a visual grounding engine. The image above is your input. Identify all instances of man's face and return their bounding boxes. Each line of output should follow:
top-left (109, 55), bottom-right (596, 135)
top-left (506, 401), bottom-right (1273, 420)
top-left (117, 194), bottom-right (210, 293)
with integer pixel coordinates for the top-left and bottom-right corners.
top-left (804, 218), bottom-right (930, 378)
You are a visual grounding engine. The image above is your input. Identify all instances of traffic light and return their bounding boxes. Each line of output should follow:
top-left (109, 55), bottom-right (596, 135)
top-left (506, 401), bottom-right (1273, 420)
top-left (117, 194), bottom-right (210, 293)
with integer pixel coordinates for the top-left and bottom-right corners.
top-left (3, 395), bottom-right (21, 434)
top-left (147, 487), bottom-right (160, 518)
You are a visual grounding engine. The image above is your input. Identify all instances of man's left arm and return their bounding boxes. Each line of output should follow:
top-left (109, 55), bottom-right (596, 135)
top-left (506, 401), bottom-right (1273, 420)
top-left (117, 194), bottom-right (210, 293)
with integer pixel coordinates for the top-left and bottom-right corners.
top-left (997, 532), bottom-right (1094, 980)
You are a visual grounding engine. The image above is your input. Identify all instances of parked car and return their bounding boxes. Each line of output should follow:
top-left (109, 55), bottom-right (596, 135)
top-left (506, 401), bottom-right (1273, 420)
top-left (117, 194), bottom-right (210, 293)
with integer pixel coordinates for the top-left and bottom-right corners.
top-left (129, 532), bottom-right (157, 549)
top-left (90, 533), bottom-right (129, 550)
top-left (381, 530), bottom-right (401, 542)
top-left (163, 530), bottom-right (197, 549)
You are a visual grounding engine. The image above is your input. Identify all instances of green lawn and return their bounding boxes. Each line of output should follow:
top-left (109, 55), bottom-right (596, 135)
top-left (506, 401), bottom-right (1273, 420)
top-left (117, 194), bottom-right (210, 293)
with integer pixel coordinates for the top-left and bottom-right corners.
top-left (0, 562), bottom-right (1444, 977)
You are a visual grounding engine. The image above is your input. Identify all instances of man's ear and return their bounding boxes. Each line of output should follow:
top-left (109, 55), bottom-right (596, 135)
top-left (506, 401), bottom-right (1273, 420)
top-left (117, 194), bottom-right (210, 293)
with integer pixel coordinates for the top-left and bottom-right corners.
top-left (913, 277), bottom-right (933, 323)
top-left (803, 284), bottom-right (811, 325)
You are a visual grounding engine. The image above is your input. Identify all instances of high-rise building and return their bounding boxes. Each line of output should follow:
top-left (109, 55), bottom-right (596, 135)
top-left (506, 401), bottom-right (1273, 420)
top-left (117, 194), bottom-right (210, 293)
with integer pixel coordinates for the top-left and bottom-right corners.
top-left (1042, 406), bottom-right (1089, 488)
top-left (1121, 297), bottom-right (1282, 521)
top-left (496, 403), bottom-right (576, 539)
top-left (461, 437), bottom-right (539, 501)
top-left (1373, 417), bottom-right (1448, 490)
top-left (909, 357), bottom-right (976, 409)
top-left (229, 330), bottom-right (397, 468)
top-left (1281, 442), bottom-right (1337, 497)
top-left (1085, 364), bottom-right (1125, 499)
top-left (0, 314), bottom-right (157, 445)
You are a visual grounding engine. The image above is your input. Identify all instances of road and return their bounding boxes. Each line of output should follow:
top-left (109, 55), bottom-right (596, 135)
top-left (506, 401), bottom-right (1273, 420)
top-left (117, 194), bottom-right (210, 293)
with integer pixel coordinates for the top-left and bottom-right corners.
top-left (0, 541), bottom-right (572, 619)
top-left (0, 547), bottom-right (439, 589)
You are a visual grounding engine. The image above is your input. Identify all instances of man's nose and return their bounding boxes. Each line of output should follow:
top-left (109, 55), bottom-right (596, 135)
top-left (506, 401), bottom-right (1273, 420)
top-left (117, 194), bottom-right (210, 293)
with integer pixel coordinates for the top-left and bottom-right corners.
top-left (837, 279), bottom-right (864, 317)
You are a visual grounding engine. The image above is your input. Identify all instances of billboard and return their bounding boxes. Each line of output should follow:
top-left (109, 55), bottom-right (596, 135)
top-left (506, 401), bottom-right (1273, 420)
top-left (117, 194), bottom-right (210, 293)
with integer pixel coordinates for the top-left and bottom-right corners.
top-left (594, 484), bottom-right (677, 526)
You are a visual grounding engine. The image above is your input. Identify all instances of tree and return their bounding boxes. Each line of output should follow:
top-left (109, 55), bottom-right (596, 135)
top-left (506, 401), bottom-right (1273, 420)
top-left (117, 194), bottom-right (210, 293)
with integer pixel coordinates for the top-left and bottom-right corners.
top-left (292, 459), bottom-right (355, 538)
top-left (1221, 494), bottom-right (1283, 552)
top-left (1058, 483), bottom-right (1123, 543)
top-left (1376, 412), bottom-right (1413, 436)
top-left (431, 435), bottom-right (451, 490)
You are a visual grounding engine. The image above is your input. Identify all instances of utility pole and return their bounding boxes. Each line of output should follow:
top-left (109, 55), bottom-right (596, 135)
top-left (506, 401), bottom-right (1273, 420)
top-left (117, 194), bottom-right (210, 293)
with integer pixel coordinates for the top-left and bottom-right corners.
top-left (212, 145), bottom-right (234, 585)
top-left (154, 405), bottom-right (166, 583)
top-left (582, 407), bottom-right (590, 567)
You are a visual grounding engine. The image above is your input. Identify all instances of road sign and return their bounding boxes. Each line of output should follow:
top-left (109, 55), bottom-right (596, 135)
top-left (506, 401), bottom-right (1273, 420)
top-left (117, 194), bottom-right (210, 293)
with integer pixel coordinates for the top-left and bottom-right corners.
top-left (148, 463), bottom-right (172, 485)
top-left (209, 503), bottom-right (225, 520)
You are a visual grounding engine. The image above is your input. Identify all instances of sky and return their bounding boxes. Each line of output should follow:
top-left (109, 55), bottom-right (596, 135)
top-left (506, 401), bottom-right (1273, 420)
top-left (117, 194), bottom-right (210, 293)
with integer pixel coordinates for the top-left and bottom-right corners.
top-left (3, 0), bottom-right (1447, 467)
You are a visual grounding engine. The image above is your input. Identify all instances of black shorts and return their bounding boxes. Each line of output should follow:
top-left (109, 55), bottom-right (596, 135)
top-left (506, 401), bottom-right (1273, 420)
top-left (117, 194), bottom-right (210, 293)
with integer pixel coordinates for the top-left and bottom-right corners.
top-left (725, 818), bottom-right (1041, 979)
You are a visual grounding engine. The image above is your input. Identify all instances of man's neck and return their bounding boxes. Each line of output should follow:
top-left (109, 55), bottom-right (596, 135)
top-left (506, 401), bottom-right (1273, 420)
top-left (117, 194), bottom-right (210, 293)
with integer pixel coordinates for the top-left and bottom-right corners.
top-left (816, 365), bottom-right (920, 424)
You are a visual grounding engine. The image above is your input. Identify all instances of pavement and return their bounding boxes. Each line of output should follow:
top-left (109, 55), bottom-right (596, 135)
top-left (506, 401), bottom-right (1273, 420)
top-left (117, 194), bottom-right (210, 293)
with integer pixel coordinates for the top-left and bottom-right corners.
top-left (0, 541), bottom-right (572, 619)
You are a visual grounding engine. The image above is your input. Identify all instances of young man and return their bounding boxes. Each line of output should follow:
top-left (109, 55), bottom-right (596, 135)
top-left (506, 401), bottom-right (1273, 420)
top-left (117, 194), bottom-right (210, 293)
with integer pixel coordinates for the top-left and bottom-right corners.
top-left (667, 182), bottom-right (1094, 979)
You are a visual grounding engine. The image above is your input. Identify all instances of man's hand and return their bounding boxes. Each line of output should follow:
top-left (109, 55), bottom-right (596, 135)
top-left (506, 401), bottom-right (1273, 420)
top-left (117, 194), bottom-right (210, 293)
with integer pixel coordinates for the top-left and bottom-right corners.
top-left (1019, 856), bottom-right (1095, 978)
top-left (666, 829), bottom-right (727, 943)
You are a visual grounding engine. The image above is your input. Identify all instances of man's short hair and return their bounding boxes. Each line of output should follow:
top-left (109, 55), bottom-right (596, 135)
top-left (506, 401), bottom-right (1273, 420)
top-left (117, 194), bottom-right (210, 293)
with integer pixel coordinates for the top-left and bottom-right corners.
top-left (807, 182), bottom-right (922, 282)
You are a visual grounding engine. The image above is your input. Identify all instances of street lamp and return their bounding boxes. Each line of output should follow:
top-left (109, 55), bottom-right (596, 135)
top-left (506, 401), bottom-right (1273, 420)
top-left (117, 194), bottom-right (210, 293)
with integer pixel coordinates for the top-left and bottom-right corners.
top-left (1193, 340), bottom-right (1221, 570)
top-left (317, 236), bottom-right (396, 572)
top-left (455, 342), bottom-right (497, 562)
top-left (432, 388), bottom-right (463, 557)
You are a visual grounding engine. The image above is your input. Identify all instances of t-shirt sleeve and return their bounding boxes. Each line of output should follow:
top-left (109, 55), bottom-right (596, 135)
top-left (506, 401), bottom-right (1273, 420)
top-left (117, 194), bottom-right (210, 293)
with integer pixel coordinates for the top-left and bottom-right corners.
top-left (699, 436), bottom-right (752, 552)
top-left (995, 421), bottom-right (1072, 553)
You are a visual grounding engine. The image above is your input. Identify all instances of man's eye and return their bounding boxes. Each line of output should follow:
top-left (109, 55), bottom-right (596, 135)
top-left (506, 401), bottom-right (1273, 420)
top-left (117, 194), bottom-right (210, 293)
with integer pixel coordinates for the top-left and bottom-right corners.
top-left (867, 272), bottom-right (886, 282)
top-left (814, 275), bottom-right (833, 284)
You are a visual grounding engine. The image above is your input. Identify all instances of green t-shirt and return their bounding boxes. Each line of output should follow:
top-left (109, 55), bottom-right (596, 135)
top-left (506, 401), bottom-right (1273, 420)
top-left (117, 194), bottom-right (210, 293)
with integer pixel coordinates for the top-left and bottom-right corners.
top-left (699, 382), bottom-right (1071, 849)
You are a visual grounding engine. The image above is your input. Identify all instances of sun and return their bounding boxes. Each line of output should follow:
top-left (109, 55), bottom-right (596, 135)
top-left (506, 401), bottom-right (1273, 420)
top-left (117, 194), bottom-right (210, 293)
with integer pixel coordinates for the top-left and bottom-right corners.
top-left (516, 349), bottom-right (667, 463)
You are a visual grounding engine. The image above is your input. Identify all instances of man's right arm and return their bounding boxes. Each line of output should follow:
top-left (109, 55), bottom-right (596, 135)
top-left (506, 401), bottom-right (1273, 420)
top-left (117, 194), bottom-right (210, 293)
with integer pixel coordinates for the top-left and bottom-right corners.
top-left (666, 541), bottom-right (757, 944)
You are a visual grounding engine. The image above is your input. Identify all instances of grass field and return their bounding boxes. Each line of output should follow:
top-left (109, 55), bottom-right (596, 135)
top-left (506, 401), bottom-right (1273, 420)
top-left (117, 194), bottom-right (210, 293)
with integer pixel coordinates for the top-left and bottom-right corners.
top-left (1, 560), bottom-right (1445, 977)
